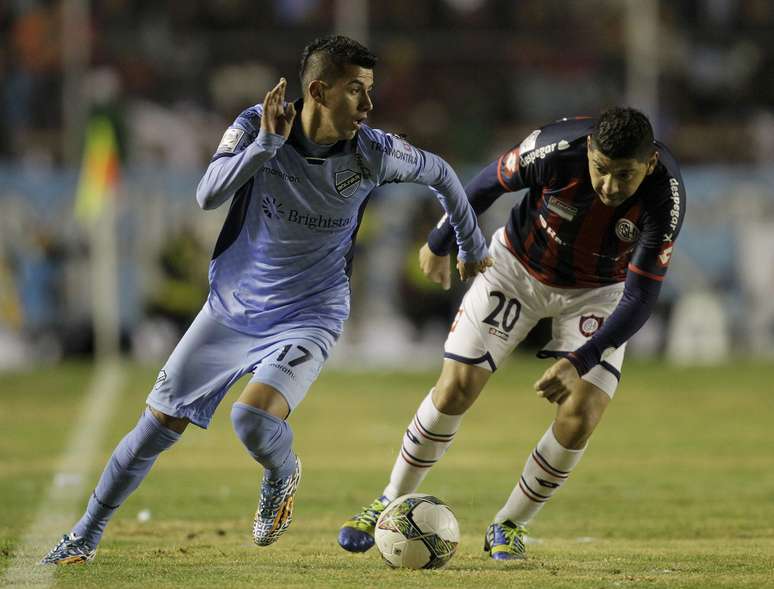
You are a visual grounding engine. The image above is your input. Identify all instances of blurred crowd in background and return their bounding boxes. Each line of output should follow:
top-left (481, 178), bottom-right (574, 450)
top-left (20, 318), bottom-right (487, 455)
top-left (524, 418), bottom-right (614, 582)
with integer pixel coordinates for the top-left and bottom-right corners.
top-left (1, 0), bottom-right (773, 369)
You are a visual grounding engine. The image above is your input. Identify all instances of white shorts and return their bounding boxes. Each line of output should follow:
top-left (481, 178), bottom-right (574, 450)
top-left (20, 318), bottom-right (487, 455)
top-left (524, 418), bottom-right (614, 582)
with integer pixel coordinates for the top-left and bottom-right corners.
top-left (445, 228), bottom-right (626, 397)
top-left (146, 306), bottom-right (337, 428)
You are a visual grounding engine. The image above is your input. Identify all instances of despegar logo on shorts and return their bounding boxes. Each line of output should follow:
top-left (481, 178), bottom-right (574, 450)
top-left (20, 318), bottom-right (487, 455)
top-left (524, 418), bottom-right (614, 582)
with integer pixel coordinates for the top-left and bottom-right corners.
top-left (579, 314), bottom-right (604, 337)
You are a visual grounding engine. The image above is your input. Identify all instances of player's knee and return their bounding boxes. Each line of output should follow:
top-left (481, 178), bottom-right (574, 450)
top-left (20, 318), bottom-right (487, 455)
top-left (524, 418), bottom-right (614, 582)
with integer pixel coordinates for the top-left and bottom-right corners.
top-left (231, 403), bottom-right (293, 467)
top-left (555, 396), bottom-right (606, 447)
top-left (148, 407), bottom-right (189, 434)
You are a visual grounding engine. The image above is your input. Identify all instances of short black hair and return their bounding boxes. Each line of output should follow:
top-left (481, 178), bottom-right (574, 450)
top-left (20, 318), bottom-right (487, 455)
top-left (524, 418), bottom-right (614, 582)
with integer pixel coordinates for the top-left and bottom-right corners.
top-left (299, 35), bottom-right (377, 92)
top-left (590, 107), bottom-right (655, 160)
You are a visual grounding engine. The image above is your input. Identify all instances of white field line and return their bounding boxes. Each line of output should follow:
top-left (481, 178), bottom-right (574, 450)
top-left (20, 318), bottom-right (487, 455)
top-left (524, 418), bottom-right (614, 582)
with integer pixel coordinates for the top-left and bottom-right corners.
top-left (3, 361), bottom-right (125, 587)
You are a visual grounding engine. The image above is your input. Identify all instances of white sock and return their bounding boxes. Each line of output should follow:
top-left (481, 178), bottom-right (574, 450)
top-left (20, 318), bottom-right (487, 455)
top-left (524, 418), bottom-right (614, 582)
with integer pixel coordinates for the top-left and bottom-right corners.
top-left (382, 389), bottom-right (463, 501)
top-left (494, 423), bottom-right (586, 526)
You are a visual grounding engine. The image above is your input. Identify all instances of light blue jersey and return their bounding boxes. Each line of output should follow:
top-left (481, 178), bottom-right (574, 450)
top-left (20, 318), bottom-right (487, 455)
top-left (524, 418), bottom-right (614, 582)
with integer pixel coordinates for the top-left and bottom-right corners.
top-left (196, 101), bottom-right (487, 337)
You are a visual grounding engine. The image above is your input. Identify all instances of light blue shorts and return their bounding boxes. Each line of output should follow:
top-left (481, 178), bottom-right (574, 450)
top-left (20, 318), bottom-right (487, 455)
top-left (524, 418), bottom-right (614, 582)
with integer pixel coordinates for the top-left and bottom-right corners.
top-left (146, 306), bottom-right (338, 428)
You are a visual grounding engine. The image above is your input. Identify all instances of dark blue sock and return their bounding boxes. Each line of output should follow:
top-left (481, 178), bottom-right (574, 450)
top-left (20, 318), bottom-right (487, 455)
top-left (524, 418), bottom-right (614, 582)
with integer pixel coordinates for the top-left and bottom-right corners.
top-left (231, 402), bottom-right (295, 480)
top-left (72, 408), bottom-right (180, 548)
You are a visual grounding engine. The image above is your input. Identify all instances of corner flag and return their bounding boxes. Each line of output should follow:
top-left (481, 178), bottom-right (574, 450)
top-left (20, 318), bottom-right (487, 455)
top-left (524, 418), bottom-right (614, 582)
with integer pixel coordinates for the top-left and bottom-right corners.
top-left (74, 115), bottom-right (120, 222)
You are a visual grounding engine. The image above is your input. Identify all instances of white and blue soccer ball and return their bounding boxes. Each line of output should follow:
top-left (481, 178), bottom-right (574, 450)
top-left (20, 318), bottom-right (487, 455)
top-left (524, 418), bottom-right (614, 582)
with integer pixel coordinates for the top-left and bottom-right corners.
top-left (374, 493), bottom-right (460, 569)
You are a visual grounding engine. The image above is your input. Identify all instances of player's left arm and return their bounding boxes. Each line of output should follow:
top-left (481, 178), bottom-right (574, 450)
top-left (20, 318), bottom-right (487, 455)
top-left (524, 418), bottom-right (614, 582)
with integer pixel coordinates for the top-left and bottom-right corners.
top-left (537, 173), bottom-right (687, 399)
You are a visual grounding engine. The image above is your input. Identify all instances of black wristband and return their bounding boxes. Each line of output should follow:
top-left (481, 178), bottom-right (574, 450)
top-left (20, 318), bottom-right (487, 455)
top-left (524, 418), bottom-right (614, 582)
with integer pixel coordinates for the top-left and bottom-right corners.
top-left (427, 222), bottom-right (456, 256)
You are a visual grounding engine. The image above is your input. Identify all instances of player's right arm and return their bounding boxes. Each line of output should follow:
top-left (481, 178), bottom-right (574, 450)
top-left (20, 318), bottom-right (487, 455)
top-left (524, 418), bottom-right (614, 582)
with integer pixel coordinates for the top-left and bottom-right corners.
top-left (196, 79), bottom-right (296, 210)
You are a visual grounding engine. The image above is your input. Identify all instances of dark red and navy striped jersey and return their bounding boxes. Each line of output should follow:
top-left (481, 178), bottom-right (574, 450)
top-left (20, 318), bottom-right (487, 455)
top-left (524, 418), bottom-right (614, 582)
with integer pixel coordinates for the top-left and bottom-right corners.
top-left (494, 117), bottom-right (685, 288)
top-left (427, 116), bottom-right (686, 373)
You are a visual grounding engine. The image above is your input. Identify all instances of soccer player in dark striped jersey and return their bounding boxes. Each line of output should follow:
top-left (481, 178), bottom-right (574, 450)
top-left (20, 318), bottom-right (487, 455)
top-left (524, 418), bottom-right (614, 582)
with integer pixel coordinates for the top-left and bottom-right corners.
top-left (339, 108), bottom-right (686, 560)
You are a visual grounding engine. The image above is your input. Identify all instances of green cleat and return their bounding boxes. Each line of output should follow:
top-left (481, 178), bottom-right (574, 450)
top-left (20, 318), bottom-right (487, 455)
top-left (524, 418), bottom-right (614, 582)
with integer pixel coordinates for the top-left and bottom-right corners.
top-left (337, 495), bottom-right (390, 552)
top-left (484, 520), bottom-right (527, 560)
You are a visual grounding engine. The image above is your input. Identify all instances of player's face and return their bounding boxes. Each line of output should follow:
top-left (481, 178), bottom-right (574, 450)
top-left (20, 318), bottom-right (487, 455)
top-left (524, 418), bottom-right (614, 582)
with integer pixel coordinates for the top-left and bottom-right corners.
top-left (587, 139), bottom-right (657, 207)
top-left (321, 65), bottom-right (374, 140)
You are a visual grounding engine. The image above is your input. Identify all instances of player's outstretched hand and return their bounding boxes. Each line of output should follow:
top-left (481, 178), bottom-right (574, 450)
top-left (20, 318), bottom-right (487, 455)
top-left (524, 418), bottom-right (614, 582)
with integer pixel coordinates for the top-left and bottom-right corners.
top-left (534, 358), bottom-right (579, 404)
top-left (419, 244), bottom-right (452, 290)
top-left (261, 78), bottom-right (296, 139)
top-left (456, 256), bottom-right (493, 282)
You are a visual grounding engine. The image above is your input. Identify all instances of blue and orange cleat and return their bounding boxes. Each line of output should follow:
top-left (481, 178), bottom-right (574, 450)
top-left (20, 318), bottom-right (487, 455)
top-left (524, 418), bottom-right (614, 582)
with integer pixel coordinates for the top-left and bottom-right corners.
top-left (253, 456), bottom-right (302, 546)
top-left (40, 533), bottom-right (96, 565)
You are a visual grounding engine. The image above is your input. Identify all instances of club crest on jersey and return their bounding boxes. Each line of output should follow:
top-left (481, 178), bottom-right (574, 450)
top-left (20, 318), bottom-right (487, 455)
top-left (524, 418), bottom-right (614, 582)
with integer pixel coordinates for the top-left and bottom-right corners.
top-left (334, 169), bottom-right (361, 198)
top-left (615, 219), bottom-right (640, 242)
top-left (579, 314), bottom-right (604, 337)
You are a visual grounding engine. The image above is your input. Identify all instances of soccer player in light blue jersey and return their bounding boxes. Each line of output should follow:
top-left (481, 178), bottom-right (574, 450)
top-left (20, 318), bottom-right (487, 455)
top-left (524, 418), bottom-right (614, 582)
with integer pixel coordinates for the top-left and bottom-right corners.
top-left (42, 35), bottom-right (492, 564)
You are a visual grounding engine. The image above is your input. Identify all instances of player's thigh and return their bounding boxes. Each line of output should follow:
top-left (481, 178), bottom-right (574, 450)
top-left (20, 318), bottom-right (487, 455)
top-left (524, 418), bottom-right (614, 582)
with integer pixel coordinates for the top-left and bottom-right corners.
top-left (147, 307), bottom-right (256, 428)
top-left (444, 233), bottom-right (544, 373)
top-left (248, 327), bottom-right (337, 414)
top-left (543, 283), bottom-right (626, 399)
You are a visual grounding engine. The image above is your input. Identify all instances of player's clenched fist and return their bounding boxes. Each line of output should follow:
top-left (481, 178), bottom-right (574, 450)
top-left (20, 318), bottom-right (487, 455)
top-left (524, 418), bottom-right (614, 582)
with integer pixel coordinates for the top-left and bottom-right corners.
top-left (456, 256), bottom-right (493, 282)
top-left (419, 244), bottom-right (493, 290)
top-left (534, 358), bottom-right (579, 404)
top-left (261, 78), bottom-right (296, 139)
top-left (419, 244), bottom-right (452, 290)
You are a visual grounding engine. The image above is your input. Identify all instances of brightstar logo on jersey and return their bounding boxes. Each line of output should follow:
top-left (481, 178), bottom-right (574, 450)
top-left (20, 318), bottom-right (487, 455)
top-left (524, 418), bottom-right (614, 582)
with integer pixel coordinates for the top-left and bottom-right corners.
top-left (335, 169), bottom-right (361, 198)
top-left (262, 196), bottom-right (285, 219)
top-left (286, 210), bottom-right (352, 230)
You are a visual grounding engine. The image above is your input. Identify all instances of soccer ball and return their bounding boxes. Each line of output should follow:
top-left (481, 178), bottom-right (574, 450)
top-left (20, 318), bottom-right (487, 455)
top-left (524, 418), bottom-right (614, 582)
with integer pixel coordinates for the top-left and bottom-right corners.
top-left (374, 493), bottom-right (460, 569)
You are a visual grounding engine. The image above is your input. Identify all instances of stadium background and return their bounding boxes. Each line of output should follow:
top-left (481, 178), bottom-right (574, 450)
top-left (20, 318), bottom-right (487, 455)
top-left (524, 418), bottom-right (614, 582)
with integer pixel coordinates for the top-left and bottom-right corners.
top-left (1, 2), bottom-right (773, 587)
top-left (1, 0), bottom-right (773, 368)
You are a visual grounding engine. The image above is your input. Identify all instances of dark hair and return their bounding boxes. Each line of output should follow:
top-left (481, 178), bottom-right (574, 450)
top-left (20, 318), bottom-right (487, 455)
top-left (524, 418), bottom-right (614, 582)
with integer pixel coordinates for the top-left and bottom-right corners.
top-left (590, 107), bottom-right (655, 160)
top-left (299, 35), bottom-right (377, 92)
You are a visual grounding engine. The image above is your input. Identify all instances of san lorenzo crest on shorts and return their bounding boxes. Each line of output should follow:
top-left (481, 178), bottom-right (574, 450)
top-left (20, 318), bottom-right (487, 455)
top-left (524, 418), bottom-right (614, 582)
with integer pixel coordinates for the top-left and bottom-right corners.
top-left (615, 218), bottom-right (640, 242)
top-left (579, 314), bottom-right (604, 337)
top-left (334, 169), bottom-right (362, 198)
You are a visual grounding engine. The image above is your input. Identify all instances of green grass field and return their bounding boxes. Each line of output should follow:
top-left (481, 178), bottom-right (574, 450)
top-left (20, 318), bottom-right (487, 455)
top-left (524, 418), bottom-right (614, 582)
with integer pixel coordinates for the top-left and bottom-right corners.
top-left (1, 358), bottom-right (773, 588)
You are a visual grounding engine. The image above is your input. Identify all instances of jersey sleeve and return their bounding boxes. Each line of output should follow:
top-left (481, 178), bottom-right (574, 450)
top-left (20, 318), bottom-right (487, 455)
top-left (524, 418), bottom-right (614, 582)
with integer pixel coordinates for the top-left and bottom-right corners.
top-left (426, 159), bottom-right (509, 256)
top-left (196, 104), bottom-right (285, 210)
top-left (627, 173), bottom-right (686, 282)
top-left (426, 130), bottom-right (551, 255)
top-left (211, 106), bottom-right (263, 161)
top-left (367, 129), bottom-right (487, 262)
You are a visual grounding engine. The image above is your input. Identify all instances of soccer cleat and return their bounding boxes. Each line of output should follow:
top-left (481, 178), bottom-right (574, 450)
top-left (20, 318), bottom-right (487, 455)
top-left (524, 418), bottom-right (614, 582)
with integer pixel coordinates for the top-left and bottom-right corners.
top-left (483, 520), bottom-right (527, 560)
top-left (337, 495), bottom-right (390, 553)
top-left (252, 456), bottom-right (302, 546)
top-left (40, 533), bottom-right (96, 565)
